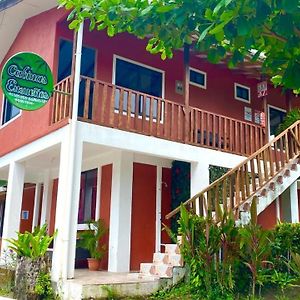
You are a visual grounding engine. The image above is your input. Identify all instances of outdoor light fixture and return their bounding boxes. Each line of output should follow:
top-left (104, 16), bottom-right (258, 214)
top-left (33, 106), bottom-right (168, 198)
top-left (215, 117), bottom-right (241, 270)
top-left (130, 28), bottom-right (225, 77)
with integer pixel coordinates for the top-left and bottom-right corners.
top-left (0, 0), bottom-right (22, 12)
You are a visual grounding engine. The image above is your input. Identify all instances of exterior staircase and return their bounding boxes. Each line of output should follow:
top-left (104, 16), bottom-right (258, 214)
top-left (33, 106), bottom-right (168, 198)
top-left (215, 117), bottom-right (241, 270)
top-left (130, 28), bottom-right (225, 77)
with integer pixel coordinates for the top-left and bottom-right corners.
top-left (140, 243), bottom-right (184, 279)
top-left (166, 120), bottom-right (300, 223)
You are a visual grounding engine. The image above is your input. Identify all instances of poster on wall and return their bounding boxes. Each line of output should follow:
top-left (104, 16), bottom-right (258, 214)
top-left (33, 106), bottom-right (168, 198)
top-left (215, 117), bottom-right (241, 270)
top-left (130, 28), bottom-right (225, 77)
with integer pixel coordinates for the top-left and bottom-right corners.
top-left (254, 110), bottom-right (261, 124)
top-left (1, 52), bottom-right (54, 111)
top-left (244, 107), bottom-right (252, 122)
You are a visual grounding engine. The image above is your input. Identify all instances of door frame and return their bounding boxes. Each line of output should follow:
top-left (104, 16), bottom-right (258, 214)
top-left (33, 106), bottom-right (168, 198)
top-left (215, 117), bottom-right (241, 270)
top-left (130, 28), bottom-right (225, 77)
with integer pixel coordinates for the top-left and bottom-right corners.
top-left (268, 104), bottom-right (286, 140)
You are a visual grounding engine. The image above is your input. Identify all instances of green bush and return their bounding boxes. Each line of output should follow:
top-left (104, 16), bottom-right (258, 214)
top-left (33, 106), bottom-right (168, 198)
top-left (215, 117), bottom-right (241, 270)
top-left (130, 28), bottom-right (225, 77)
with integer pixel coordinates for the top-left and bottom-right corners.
top-left (77, 219), bottom-right (107, 259)
top-left (6, 224), bottom-right (56, 259)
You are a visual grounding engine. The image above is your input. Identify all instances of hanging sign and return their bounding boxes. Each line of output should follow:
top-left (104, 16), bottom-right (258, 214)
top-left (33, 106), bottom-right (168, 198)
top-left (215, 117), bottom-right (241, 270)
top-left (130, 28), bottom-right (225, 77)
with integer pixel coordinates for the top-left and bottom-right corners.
top-left (260, 112), bottom-right (266, 127)
top-left (257, 81), bottom-right (268, 98)
top-left (1, 52), bottom-right (53, 111)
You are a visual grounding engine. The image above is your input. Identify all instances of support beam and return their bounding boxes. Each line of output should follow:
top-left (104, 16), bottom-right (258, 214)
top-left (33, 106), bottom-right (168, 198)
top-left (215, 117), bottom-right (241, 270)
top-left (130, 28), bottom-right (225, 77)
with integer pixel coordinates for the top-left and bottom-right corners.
top-left (40, 172), bottom-right (53, 226)
top-left (51, 21), bottom-right (84, 281)
top-left (184, 43), bottom-right (190, 142)
top-left (190, 161), bottom-right (209, 215)
top-left (32, 183), bottom-right (42, 230)
top-left (1, 162), bottom-right (25, 255)
top-left (108, 151), bottom-right (133, 272)
top-left (281, 181), bottom-right (299, 223)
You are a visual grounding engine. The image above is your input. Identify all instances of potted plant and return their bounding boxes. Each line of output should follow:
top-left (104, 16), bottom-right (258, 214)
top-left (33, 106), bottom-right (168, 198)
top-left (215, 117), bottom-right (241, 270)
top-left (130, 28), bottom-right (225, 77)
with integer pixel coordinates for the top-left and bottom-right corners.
top-left (77, 219), bottom-right (107, 271)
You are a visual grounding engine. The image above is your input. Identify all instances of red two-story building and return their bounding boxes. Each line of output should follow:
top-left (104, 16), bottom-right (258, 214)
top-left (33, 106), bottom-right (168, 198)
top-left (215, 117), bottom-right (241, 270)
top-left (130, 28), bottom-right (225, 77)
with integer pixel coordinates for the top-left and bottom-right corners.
top-left (0, 0), bottom-right (299, 288)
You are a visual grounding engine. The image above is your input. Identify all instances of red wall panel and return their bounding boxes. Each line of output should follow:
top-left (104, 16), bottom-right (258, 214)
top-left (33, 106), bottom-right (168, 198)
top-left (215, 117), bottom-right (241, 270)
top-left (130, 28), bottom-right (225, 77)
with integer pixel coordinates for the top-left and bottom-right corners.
top-left (130, 163), bottom-right (156, 271)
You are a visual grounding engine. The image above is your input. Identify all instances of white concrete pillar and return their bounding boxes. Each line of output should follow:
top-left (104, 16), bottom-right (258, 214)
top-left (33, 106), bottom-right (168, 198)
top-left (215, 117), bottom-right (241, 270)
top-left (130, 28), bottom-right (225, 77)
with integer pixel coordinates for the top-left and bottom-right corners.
top-left (51, 137), bottom-right (83, 281)
top-left (281, 181), bottom-right (299, 223)
top-left (108, 151), bottom-right (133, 272)
top-left (32, 183), bottom-right (42, 230)
top-left (1, 162), bottom-right (25, 254)
top-left (190, 161), bottom-right (209, 215)
top-left (40, 172), bottom-right (53, 226)
top-left (155, 166), bottom-right (162, 253)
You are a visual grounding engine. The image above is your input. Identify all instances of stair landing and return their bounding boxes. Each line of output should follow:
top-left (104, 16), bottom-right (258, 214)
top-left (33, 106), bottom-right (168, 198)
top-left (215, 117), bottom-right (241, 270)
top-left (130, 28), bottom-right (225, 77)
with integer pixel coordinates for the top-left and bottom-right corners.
top-left (59, 269), bottom-right (183, 300)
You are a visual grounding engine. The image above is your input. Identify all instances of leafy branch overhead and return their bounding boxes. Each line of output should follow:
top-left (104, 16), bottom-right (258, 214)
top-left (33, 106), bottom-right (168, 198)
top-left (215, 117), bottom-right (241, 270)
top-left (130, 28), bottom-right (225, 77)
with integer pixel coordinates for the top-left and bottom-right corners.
top-left (59, 0), bottom-right (300, 93)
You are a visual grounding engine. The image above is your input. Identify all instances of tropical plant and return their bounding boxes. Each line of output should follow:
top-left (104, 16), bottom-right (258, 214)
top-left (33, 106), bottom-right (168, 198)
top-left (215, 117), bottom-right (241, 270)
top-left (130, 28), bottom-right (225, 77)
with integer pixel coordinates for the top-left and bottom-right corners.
top-left (239, 200), bottom-right (272, 297)
top-left (277, 109), bottom-right (300, 134)
top-left (6, 224), bottom-right (56, 259)
top-left (77, 219), bottom-right (107, 260)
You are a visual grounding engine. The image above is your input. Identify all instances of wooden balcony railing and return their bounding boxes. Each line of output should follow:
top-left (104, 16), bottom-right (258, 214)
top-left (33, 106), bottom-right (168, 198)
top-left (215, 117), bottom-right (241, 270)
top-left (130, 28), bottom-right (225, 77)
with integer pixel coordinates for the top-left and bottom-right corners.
top-left (51, 76), bottom-right (73, 124)
top-left (166, 120), bottom-right (300, 220)
top-left (51, 75), bottom-right (265, 156)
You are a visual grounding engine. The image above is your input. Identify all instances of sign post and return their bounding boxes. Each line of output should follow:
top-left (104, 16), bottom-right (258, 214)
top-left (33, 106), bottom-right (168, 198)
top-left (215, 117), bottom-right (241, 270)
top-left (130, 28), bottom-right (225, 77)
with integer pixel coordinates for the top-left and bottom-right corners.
top-left (257, 81), bottom-right (269, 142)
top-left (1, 52), bottom-right (53, 111)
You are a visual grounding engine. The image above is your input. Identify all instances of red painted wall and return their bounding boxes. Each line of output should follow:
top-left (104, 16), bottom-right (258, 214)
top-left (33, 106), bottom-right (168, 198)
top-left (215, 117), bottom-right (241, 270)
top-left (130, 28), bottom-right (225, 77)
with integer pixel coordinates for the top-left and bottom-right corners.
top-left (0, 8), bottom-right (68, 157)
top-left (257, 201), bottom-right (277, 229)
top-left (130, 163), bottom-right (156, 271)
top-left (56, 20), bottom-right (294, 135)
top-left (0, 8), bottom-right (295, 158)
top-left (99, 164), bottom-right (112, 270)
top-left (19, 185), bottom-right (35, 233)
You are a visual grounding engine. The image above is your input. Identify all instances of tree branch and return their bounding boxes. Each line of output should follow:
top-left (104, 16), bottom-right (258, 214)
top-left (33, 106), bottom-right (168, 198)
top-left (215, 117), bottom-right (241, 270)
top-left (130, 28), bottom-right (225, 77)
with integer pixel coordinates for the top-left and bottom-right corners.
top-left (262, 25), bottom-right (287, 43)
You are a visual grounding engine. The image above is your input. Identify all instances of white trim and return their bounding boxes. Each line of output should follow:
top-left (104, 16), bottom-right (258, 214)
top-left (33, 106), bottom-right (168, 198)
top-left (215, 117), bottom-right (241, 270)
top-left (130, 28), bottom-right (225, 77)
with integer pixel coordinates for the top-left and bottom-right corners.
top-left (267, 104), bottom-right (286, 140)
top-left (95, 167), bottom-right (101, 220)
top-left (189, 67), bottom-right (207, 89)
top-left (0, 96), bottom-right (22, 128)
top-left (156, 166), bottom-right (162, 252)
top-left (112, 54), bottom-right (165, 98)
top-left (234, 83), bottom-right (251, 103)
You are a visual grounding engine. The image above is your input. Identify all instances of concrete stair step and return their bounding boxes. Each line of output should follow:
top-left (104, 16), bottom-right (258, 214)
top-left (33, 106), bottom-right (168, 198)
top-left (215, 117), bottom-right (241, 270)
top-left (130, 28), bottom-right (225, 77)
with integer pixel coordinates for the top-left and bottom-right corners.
top-left (165, 244), bottom-right (180, 255)
top-left (153, 253), bottom-right (168, 264)
top-left (153, 263), bottom-right (173, 278)
top-left (140, 263), bottom-right (155, 276)
top-left (167, 253), bottom-right (184, 267)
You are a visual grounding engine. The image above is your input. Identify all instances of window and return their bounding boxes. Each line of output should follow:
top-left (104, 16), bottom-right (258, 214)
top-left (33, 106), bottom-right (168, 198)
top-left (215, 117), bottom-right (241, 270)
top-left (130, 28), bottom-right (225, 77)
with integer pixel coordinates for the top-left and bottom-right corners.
top-left (190, 68), bottom-right (206, 89)
top-left (234, 83), bottom-right (251, 103)
top-left (269, 106), bottom-right (286, 137)
top-left (1, 97), bottom-right (20, 125)
top-left (78, 169), bottom-right (97, 224)
top-left (114, 56), bottom-right (164, 118)
top-left (57, 39), bottom-right (96, 118)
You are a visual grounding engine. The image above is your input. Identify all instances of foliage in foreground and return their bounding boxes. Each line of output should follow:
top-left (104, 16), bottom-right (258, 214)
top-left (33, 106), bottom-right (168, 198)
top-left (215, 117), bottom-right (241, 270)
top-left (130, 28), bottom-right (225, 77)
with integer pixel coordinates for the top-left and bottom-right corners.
top-left (168, 203), bottom-right (300, 299)
top-left (59, 0), bottom-right (300, 93)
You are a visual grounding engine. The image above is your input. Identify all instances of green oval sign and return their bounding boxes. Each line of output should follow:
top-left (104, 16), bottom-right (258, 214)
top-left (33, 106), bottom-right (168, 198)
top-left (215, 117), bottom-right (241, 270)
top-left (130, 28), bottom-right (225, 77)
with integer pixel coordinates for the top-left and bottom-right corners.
top-left (1, 52), bottom-right (54, 111)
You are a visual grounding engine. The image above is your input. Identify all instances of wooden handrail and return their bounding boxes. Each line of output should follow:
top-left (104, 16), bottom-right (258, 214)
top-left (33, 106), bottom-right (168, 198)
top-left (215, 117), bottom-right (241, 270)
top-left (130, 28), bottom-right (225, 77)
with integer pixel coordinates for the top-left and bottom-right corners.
top-left (166, 120), bottom-right (300, 220)
top-left (51, 76), bottom-right (73, 124)
top-left (51, 75), bottom-right (265, 157)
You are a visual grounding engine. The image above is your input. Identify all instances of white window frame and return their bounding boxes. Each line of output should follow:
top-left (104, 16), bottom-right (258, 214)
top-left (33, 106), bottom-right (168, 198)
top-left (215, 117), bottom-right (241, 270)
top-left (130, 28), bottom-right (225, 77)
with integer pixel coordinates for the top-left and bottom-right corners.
top-left (234, 83), bottom-right (251, 103)
top-left (112, 54), bottom-right (165, 123)
top-left (189, 67), bottom-right (207, 89)
top-left (0, 96), bottom-right (22, 128)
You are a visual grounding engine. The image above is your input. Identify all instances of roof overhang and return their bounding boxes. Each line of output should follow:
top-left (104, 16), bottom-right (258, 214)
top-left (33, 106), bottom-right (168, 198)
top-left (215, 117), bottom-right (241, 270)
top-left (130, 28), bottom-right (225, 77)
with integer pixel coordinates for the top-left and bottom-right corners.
top-left (0, 0), bottom-right (58, 64)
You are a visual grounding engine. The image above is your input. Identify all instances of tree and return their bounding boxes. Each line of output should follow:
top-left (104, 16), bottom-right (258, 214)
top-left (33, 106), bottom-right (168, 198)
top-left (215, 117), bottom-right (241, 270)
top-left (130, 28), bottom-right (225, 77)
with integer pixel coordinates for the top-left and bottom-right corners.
top-left (58, 0), bottom-right (300, 93)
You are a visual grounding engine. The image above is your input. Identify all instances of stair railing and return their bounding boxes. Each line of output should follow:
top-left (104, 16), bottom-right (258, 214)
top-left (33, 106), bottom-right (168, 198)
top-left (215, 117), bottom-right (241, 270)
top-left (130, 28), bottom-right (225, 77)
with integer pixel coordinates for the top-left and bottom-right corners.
top-left (166, 120), bottom-right (300, 220)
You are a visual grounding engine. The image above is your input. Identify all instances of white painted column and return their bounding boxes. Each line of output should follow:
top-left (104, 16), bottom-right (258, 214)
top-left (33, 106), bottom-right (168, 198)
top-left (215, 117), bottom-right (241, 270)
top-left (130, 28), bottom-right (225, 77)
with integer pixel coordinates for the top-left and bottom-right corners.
top-left (275, 197), bottom-right (281, 223)
top-left (108, 151), bottom-right (133, 272)
top-left (40, 172), bottom-right (53, 226)
top-left (281, 181), bottom-right (299, 223)
top-left (52, 21), bottom-right (84, 281)
top-left (51, 137), bottom-right (83, 281)
top-left (1, 162), bottom-right (25, 255)
top-left (32, 183), bottom-right (42, 230)
top-left (190, 161), bottom-right (209, 215)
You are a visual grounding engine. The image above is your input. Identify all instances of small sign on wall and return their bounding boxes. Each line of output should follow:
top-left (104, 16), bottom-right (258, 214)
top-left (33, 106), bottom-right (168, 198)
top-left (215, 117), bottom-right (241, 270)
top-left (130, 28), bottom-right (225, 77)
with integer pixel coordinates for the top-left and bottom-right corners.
top-left (254, 110), bottom-right (261, 124)
top-left (257, 81), bottom-right (268, 98)
top-left (175, 80), bottom-right (184, 95)
top-left (21, 210), bottom-right (29, 220)
top-left (244, 107), bottom-right (252, 122)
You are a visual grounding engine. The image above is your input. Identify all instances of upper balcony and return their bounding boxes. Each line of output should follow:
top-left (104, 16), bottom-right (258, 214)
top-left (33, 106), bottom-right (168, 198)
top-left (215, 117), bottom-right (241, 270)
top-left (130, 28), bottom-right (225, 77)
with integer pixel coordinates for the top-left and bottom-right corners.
top-left (52, 75), bottom-right (265, 157)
